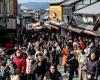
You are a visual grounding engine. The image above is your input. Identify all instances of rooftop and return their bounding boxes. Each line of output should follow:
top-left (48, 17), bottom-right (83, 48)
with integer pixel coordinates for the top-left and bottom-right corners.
top-left (74, 1), bottom-right (100, 15)
top-left (50, 0), bottom-right (64, 4)
top-left (61, 0), bottom-right (79, 5)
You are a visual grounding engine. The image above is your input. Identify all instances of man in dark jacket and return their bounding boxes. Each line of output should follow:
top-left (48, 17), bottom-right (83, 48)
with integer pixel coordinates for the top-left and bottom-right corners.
top-left (67, 50), bottom-right (79, 80)
top-left (31, 52), bottom-right (50, 80)
top-left (86, 52), bottom-right (99, 80)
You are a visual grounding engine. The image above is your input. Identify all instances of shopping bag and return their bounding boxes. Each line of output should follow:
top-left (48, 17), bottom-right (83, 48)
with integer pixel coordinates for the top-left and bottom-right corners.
top-left (10, 75), bottom-right (20, 80)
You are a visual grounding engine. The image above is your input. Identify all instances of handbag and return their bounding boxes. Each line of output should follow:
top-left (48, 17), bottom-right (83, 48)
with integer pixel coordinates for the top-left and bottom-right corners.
top-left (81, 65), bottom-right (87, 71)
top-left (10, 75), bottom-right (20, 80)
top-left (87, 74), bottom-right (91, 79)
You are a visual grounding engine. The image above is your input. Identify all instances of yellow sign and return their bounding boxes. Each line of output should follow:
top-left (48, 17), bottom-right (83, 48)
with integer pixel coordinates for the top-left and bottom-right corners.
top-left (49, 6), bottom-right (62, 21)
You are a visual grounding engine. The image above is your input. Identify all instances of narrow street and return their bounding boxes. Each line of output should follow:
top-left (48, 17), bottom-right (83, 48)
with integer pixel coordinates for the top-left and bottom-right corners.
top-left (0, 0), bottom-right (100, 80)
top-left (58, 65), bottom-right (78, 80)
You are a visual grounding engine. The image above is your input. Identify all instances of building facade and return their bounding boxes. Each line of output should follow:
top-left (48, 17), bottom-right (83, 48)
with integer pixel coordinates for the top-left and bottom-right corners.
top-left (0, 0), bottom-right (17, 46)
top-left (73, 1), bottom-right (100, 37)
top-left (0, 0), bottom-right (17, 29)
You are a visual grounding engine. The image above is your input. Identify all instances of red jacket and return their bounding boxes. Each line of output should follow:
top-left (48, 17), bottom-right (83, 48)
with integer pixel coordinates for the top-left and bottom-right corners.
top-left (12, 55), bottom-right (26, 74)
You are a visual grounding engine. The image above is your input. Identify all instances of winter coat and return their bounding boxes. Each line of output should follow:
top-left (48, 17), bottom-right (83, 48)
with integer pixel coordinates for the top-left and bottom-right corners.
top-left (78, 53), bottom-right (87, 65)
top-left (90, 46), bottom-right (100, 60)
top-left (62, 48), bottom-right (68, 66)
top-left (26, 56), bottom-right (33, 74)
top-left (67, 54), bottom-right (79, 69)
top-left (86, 59), bottom-right (99, 77)
top-left (31, 59), bottom-right (51, 80)
top-left (12, 55), bottom-right (26, 74)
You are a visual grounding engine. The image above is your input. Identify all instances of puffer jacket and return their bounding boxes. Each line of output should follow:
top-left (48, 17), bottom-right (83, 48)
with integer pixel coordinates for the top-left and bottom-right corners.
top-left (86, 59), bottom-right (99, 77)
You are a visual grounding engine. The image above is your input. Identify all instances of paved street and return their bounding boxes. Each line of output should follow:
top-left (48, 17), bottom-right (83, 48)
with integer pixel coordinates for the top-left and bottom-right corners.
top-left (58, 65), bottom-right (78, 80)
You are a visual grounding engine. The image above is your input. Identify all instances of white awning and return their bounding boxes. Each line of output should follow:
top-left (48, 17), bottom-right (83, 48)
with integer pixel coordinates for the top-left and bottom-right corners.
top-left (49, 24), bottom-right (59, 30)
top-left (83, 30), bottom-right (97, 36)
top-left (49, 20), bottom-right (64, 26)
top-left (74, 1), bottom-right (100, 15)
top-left (68, 26), bottom-right (83, 33)
top-left (78, 24), bottom-right (94, 31)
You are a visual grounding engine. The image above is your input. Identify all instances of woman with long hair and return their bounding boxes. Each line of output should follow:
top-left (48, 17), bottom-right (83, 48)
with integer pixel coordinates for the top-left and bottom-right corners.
top-left (43, 64), bottom-right (63, 80)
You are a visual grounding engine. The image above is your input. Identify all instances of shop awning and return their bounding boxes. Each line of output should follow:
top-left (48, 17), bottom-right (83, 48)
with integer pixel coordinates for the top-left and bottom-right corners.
top-left (49, 20), bottom-right (64, 26)
top-left (83, 30), bottom-right (97, 36)
top-left (74, 1), bottom-right (100, 15)
top-left (68, 26), bottom-right (83, 33)
top-left (47, 25), bottom-right (51, 30)
top-left (78, 24), bottom-right (94, 31)
top-left (49, 24), bottom-right (59, 30)
top-left (60, 23), bottom-right (69, 29)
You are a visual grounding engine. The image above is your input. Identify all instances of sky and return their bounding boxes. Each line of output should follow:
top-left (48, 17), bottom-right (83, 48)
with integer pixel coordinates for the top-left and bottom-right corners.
top-left (18, 0), bottom-right (62, 3)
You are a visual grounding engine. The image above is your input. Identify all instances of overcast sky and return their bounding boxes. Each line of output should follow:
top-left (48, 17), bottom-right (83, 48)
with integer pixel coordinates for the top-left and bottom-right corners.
top-left (18, 0), bottom-right (62, 3)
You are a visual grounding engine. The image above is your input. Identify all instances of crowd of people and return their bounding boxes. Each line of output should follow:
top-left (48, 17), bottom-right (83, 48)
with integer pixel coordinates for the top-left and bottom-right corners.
top-left (0, 31), bottom-right (100, 80)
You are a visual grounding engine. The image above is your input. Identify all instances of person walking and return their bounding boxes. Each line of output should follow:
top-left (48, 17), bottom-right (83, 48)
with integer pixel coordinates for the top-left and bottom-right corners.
top-left (78, 50), bottom-right (87, 80)
top-left (62, 44), bottom-right (68, 76)
top-left (67, 50), bottom-right (79, 80)
top-left (26, 53), bottom-right (34, 80)
top-left (11, 50), bottom-right (26, 80)
top-left (31, 52), bottom-right (50, 80)
top-left (86, 51), bottom-right (99, 80)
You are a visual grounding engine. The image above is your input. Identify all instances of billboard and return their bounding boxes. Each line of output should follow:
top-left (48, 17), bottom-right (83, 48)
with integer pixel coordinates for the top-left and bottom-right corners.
top-left (49, 6), bottom-right (62, 21)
